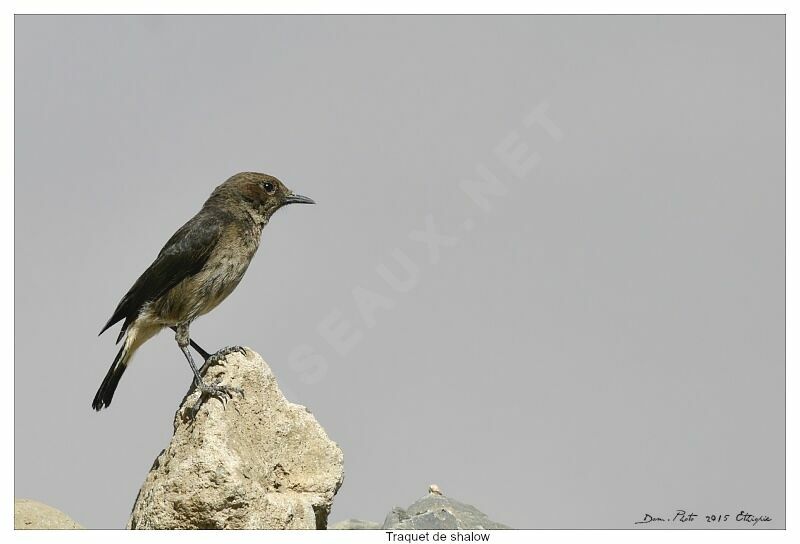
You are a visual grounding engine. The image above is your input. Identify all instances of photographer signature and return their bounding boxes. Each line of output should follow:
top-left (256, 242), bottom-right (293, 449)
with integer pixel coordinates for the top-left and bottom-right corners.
top-left (634, 510), bottom-right (772, 526)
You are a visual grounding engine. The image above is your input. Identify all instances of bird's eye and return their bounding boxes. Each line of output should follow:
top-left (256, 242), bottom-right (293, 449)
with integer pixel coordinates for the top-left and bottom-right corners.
top-left (262, 181), bottom-right (276, 194)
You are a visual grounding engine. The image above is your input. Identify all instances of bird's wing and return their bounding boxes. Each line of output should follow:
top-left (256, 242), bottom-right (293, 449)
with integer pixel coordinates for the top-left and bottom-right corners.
top-left (99, 211), bottom-right (225, 341)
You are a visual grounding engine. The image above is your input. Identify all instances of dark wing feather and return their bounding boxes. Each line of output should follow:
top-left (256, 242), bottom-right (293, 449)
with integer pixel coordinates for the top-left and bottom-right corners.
top-left (99, 211), bottom-right (224, 340)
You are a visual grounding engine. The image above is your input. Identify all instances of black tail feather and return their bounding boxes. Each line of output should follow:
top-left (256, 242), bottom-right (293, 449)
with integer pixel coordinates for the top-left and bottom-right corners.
top-left (92, 344), bottom-right (127, 411)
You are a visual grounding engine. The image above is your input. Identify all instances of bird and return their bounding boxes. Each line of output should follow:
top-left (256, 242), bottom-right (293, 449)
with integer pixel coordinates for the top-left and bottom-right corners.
top-left (92, 171), bottom-right (314, 416)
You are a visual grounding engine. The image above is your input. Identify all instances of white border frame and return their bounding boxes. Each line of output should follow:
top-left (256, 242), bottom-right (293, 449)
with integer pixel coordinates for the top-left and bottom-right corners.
top-left (2, 2), bottom-right (793, 542)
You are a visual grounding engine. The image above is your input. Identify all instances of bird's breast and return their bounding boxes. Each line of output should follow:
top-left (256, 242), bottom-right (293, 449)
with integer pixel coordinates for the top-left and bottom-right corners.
top-left (192, 237), bottom-right (259, 316)
top-left (151, 230), bottom-right (261, 324)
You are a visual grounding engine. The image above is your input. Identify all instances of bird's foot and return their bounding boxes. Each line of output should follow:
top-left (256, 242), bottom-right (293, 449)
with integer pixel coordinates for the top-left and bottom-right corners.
top-left (204, 345), bottom-right (248, 365)
top-left (188, 380), bottom-right (245, 420)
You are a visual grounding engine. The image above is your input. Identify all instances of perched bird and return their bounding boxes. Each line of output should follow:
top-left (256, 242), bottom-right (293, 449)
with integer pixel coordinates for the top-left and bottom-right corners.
top-left (93, 172), bottom-right (314, 416)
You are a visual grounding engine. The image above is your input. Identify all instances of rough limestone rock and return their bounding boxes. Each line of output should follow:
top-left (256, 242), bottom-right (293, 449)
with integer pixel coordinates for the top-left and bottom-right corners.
top-left (381, 487), bottom-right (510, 530)
top-left (127, 348), bottom-right (344, 530)
top-left (330, 518), bottom-right (382, 530)
top-left (14, 499), bottom-right (83, 529)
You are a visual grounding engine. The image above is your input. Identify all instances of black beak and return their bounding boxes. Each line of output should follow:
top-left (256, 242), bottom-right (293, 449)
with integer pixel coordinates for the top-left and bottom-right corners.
top-left (284, 193), bottom-right (315, 205)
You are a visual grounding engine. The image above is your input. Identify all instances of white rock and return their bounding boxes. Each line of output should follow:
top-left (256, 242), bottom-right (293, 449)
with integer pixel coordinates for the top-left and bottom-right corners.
top-left (15, 499), bottom-right (83, 529)
top-left (127, 348), bottom-right (344, 529)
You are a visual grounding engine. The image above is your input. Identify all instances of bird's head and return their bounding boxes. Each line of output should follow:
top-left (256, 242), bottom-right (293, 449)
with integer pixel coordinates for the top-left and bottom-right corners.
top-left (210, 172), bottom-right (315, 225)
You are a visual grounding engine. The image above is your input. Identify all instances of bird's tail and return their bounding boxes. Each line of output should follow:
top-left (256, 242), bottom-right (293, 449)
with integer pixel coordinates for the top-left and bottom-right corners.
top-left (92, 344), bottom-right (129, 410)
top-left (92, 325), bottom-right (152, 411)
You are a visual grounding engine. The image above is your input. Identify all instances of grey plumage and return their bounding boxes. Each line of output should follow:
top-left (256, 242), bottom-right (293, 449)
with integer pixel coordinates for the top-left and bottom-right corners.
top-left (93, 172), bottom-right (314, 411)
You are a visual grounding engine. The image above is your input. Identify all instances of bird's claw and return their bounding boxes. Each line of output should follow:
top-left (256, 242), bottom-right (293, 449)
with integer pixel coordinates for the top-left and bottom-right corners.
top-left (204, 345), bottom-right (248, 366)
top-left (188, 381), bottom-right (245, 420)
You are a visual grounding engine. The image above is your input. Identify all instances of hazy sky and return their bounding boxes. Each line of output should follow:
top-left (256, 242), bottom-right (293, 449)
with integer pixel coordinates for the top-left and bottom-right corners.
top-left (15, 15), bottom-right (784, 529)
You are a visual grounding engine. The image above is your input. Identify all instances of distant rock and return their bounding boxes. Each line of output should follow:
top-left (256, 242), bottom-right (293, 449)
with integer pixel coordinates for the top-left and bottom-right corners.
top-left (127, 348), bottom-right (344, 529)
top-left (381, 486), bottom-right (510, 530)
top-left (330, 518), bottom-right (382, 530)
top-left (14, 499), bottom-right (83, 530)
top-left (331, 486), bottom-right (510, 530)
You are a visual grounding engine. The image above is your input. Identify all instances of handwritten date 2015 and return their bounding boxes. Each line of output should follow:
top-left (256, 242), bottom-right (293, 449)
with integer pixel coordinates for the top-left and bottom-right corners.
top-left (634, 510), bottom-right (772, 527)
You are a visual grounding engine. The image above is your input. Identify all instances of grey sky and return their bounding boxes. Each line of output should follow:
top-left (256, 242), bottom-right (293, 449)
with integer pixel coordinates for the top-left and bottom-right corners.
top-left (14, 15), bottom-right (784, 529)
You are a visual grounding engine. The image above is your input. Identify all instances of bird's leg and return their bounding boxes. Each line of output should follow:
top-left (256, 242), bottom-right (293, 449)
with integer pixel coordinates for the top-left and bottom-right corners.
top-left (168, 326), bottom-right (245, 365)
top-left (188, 338), bottom-right (211, 361)
top-left (204, 345), bottom-right (249, 370)
top-left (169, 325), bottom-right (211, 361)
top-left (175, 322), bottom-right (243, 419)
